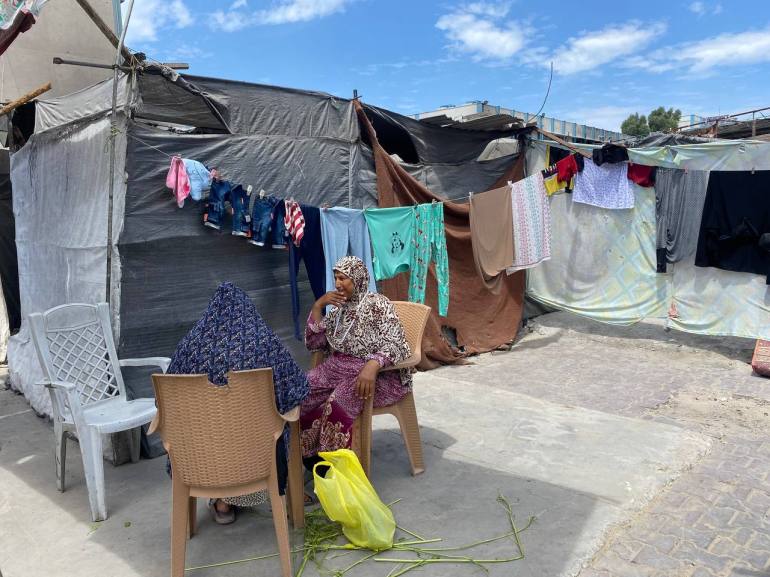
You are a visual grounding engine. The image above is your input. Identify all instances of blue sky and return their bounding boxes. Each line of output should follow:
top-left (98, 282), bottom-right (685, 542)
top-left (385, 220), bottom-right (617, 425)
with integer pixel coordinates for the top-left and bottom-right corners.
top-left (124, 0), bottom-right (770, 131)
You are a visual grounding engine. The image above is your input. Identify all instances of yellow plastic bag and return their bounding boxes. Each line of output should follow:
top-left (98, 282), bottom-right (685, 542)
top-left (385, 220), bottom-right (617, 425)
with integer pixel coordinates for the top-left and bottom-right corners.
top-left (313, 449), bottom-right (395, 551)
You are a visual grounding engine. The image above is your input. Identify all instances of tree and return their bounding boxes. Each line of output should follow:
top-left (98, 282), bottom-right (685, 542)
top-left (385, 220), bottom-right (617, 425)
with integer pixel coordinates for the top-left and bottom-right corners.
top-left (621, 113), bottom-right (650, 137)
top-left (648, 107), bottom-right (682, 133)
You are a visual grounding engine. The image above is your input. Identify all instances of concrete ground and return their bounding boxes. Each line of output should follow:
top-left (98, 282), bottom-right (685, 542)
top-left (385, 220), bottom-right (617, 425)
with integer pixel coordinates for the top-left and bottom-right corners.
top-left (0, 311), bottom-right (767, 577)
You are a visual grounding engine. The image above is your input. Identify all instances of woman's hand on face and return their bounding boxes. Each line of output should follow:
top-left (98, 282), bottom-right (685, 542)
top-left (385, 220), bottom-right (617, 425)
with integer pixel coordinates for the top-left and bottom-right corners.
top-left (316, 290), bottom-right (347, 309)
top-left (356, 360), bottom-right (380, 400)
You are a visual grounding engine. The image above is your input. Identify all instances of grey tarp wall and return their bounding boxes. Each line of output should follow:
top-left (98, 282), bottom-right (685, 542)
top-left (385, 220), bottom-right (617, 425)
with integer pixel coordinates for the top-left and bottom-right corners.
top-left (8, 69), bottom-right (519, 417)
top-left (7, 116), bottom-right (128, 413)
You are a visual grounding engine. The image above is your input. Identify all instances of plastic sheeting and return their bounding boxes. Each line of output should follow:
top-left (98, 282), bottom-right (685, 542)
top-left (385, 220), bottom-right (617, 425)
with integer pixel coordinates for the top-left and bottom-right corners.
top-left (187, 75), bottom-right (358, 139)
top-left (628, 140), bottom-right (770, 171)
top-left (667, 259), bottom-right (770, 340)
top-left (7, 116), bottom-right (127, 414)
top-left (35, 75), bottom-right (129, 132)
top-left (363, 105), bottom-right (515, 164)
top-left (118, 119), bottom-right (366, 366)
top-left (526, 142), bottom-right (669, 324)
top-left (0, 155), bottom-right (20, 332)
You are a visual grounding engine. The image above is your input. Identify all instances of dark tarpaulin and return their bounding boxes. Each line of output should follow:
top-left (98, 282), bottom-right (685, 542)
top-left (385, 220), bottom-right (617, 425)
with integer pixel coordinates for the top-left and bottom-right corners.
top-left (182, 75), bottom-right (358, 139)
top-left (362, 104), bottom-right (515, 164)
top-left (119, 86), bottom-right (372, 370)
top-left (354, 100), bottom-right (525, 368)
top-left (0, 157), bottom-right (20, 331)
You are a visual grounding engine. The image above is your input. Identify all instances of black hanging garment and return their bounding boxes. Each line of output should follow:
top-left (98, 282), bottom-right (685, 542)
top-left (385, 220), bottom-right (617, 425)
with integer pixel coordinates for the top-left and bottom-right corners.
top-left (694, 170), bottom-right (770, 284)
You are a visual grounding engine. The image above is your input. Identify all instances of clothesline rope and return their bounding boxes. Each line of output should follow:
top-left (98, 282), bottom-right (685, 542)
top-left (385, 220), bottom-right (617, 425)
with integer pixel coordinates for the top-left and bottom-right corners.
top-left (126, 132), bottom-right (175, 159)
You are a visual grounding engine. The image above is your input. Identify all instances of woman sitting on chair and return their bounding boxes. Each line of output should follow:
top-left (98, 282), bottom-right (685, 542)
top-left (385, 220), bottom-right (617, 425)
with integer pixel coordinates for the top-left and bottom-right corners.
top-left (301, 256), bottom-right (411, 463)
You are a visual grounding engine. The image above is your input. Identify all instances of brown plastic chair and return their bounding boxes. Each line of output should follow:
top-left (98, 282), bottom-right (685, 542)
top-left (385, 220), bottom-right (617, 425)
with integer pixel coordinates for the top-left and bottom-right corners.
top-left (149, 369), bottom-right (297, 577)
top-left (310, 301), bottom-right (431, 477)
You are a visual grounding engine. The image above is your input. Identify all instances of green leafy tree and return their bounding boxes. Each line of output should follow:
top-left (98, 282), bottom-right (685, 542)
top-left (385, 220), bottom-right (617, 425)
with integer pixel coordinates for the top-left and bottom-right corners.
top-left (621, 113), bottom-right (650, 137)
top-left (648, 107), bottom-right (682, 133)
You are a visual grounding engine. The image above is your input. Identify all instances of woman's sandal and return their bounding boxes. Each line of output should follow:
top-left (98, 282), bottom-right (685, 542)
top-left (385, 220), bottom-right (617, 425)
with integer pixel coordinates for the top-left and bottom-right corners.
top-left (208, 499), bottom-right (236, 525)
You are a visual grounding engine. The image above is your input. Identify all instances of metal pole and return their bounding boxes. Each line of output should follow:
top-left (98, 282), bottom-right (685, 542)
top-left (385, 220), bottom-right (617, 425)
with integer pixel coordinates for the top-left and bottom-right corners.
top-left (106, 0), bottom-right (135, 307)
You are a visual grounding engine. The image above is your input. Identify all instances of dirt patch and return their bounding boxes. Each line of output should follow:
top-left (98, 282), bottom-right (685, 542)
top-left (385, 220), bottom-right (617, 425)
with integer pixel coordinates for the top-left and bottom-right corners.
top-left (650, 388), bottom-right (770, 438)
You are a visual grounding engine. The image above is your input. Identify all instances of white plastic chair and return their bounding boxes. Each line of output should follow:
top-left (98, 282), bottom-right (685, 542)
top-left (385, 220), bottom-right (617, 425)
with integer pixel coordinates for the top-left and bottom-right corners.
top-left (29, 302), bottom-right (170, 521)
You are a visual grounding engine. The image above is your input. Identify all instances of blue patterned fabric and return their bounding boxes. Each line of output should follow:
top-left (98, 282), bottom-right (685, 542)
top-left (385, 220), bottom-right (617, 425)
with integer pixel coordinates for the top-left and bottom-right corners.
top-left (165, 282), bottom-right (309, 491)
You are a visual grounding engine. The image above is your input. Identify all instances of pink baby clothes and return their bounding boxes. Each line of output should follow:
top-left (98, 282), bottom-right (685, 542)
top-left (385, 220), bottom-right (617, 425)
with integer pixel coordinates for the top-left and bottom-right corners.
top-left (166, 156), bottom-right (191, 208)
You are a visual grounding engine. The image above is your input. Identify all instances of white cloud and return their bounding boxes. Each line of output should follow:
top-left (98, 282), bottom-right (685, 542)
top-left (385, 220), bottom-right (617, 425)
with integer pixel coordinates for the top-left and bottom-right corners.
top-left (161, 43), bottom-right (212, 62)
top-left (435, 2), bottom-right (528, 61)
top-left (550, 21), bottom-right (666, 75)
top-left (211, 0), bottom-right (354, 31)
top-left (125, 0), bottom-right (193, 43)
top-left (688, 1), bottom-right (722, 16)
top-left (629, 27), bottom-right (770, 73)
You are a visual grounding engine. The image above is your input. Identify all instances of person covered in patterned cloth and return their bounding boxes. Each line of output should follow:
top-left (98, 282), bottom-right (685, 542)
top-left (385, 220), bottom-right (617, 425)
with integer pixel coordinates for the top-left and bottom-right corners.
top-left (165, 282), bottom-right (309, 525)
top-left (301, 256), bottom-right (411, 467)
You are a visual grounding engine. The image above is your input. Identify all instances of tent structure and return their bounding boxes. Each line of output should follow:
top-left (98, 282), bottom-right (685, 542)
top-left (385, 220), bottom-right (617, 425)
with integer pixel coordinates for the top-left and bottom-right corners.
top-left (6, 66), bottom-right (524, 416)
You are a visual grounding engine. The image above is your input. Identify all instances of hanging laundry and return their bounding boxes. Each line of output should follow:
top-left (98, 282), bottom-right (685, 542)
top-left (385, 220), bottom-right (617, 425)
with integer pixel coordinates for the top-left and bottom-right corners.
top-left (410, 203), bottom-right (449, 316)
top-left (556, 154), bottom-right (583, 183)
top-left (248, 194), bottom-right (283, 247)
top-left (573, 158), bottom-right (633, 209)
top-left (289, 204), bottom-right (325, 340)
top-left (655, 168), bottom-right (709, 273)
top-left (230, 185), bottom-right (250, 237)
top-left (695, 170), bottom-right (770, 284)
top-left (592, 143), bottom-right (629, 166)
top-left (165, 156), bottom-right (190, 208)
top-left (204, 179), bottom-right (232, 230)
top-left (364, 206), bottom-right (416, 281)
top-left (320, 207), bottom-right (377, 294)
top-left (284, 200), bottom-right (305, 247)
top-left (545, 145), bottom-right (572, 167)
top-left (469, 186), bottom-right (514, 294)
top-left (506, 173), bottom-right (552, 273)
top-left (627, 163), bottom-right (656, 188)
top-left (542, 171), bottom-right (572, 196)
top-left (182, 159), bottom-right (213, 202)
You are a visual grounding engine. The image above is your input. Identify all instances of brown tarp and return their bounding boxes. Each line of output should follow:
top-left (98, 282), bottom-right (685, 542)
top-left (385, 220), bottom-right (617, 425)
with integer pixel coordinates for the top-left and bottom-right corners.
top-left (354, 100), bottom-right (525, 369)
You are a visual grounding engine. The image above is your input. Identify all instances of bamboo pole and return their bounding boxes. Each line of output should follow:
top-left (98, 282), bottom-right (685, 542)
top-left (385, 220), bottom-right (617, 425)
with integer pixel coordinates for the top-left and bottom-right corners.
top-left (531, 125), bottom-right (593, 159)
top-left (0, 82), bottom-right (51, 117)
top-left (73, 0), bottom-right (134, 64)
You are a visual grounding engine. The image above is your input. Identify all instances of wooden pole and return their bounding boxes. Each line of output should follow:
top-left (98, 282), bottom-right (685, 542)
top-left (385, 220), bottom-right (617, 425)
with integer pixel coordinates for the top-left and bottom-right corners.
top-left (0, 82), bottom-right (52, 117)
top-left (73, 0), bottom-right (134, 64)
top-left (532, 125), bottom-right (593, 159)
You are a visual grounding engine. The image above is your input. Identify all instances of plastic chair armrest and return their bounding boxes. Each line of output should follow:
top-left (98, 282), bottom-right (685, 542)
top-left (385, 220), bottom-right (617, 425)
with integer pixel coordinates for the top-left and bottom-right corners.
top-left (36, 379), bottom-right (77, 392)
top-left (147, 412), bottom-right (161, 435)
top-left (279, 406), bottom-right (300, 423)
top-left (119, 357), bottom-right (172, 373)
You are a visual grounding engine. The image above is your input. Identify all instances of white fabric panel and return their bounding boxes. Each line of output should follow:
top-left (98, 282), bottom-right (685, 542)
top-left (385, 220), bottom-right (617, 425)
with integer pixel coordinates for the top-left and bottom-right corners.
top-left (7, 116), bottom-right (127, 416)
top-left (34, 75), bottom-right (129, 133)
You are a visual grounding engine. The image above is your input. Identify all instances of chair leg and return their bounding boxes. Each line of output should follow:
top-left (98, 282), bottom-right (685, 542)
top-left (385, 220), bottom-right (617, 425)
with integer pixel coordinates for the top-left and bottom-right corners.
top-left (393, 393), bottom-right (425, 476)
top-left (53, 421), bottom-right (67, 492)
top-left (129, 427), bottom-right (141, 464)
top-left (187, 497), bottom-right (197, 539)
top-left (171, 479), bottom-right (190, 577)
top-left (358, 397), bottom-right (373, 477)
top-left (287, 421), bottom-right (304, 528)
top-left (268, 477), bottom-right (293, 577)
top-left (80, 429), bottom-right (107, 522)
